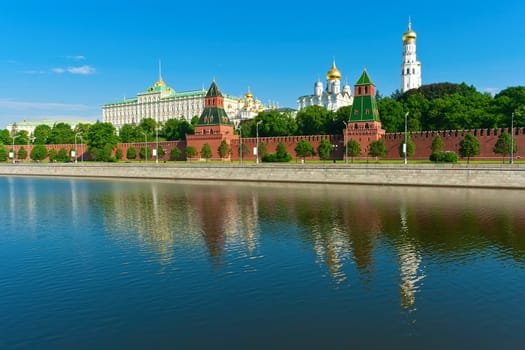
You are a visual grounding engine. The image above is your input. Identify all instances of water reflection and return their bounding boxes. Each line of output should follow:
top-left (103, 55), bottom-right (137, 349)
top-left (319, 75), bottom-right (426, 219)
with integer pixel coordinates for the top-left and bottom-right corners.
top-left (4, 177), bottom-right (525, 312)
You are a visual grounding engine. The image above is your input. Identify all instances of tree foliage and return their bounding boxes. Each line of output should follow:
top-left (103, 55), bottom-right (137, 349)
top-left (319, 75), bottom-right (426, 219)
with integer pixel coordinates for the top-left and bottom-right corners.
top-left (368, 139), bottom-right (387, 159)
top-left (17, 146), bottom-right (28, 160)
top-left (459, 133), bottom-right (480, 163)
top-left (398, 137), bottom-right (415, 158)
top-left (200, 143), bottom-right (212, 161)
top-left (0, 144), bottom-right (7, 161)
top-left (493, 132), bottom-right (517, 162)
top-left (346, 139), bottom-right (361, 162)
top-left (162, 119), bottom-right (194, 141)
top-left (34, 125), bottom-right (51, 144)
top-left (294, 139), bottom-right (314, 160)
top-left (126, 147), bottom-right (137, 160)
top-left (263, 142), bottom-right (292, 162)
top-left (317, 139), bottom-right (333, 161)
top-left (49, 123), bottom-right (75, 144)
top-left (217, 139), bottom-right (231, 159)
top-left (378, 83), bottom-right (525, 132)
top-left (30, 144), bottom-right (48, 161)
top-left (170, 147), bottom-right (182, 160)
top-left (185, 146), bottom-right (197, 161)
top-left (86, 122), bottom-right (118, 161)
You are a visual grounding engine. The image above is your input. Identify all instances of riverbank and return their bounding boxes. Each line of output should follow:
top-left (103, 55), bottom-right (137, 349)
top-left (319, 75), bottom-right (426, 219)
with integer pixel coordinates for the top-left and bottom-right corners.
top-left (1, 163), bottom-right (525, 189)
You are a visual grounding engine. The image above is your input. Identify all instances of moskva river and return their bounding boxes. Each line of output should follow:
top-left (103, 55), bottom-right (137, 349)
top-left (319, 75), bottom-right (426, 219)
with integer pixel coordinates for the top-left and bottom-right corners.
top-left (1, 176), bottom-right (524, 349)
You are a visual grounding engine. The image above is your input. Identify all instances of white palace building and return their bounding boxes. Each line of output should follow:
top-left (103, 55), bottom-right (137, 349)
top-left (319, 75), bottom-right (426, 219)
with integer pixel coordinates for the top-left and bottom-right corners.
top-left (102, 74), bottom-right (265, 130)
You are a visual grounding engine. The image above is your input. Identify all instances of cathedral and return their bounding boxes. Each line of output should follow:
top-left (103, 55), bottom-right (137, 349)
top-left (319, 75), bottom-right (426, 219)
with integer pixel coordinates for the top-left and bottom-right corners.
top-left (297, 60), bottom-right (353, 111)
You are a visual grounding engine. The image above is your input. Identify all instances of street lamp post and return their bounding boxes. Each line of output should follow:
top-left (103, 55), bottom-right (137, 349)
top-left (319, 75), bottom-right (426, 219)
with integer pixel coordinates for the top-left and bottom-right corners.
top-left (11, 134), bottom-right (20, 164)
top-left (256, 120), bottom-right (262, 165)
top-left (510, 112), bottom-right (514, 164)
top-left (404, 112), bottom-right (409, 165)
top-left (342, 121), bottom-right (348, 164)
top-left (142, 132), bottom-right (148, 163)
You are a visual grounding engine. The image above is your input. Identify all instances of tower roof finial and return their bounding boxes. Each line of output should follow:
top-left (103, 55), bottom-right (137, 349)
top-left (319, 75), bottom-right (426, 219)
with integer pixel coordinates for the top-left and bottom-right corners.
top-left (408, 16), bottom-right (412, 30)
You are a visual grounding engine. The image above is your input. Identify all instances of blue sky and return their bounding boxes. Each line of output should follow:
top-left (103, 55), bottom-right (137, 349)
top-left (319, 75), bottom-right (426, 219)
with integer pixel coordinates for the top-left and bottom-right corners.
top-left (0, 0), bottom-right (523, 127)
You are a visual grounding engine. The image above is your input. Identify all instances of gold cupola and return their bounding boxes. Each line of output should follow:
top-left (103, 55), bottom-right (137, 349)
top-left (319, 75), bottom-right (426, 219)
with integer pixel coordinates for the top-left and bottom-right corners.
top-left (245, 87), bottom-right (253, 99)
top-left (326, 60), bottom-right (342, 81)
top-left (402, 18), bottom-right (417, 43)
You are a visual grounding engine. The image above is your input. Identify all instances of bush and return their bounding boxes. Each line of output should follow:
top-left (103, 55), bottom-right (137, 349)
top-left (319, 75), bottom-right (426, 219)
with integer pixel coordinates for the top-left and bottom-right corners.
top-left (430, 151), bottom-right (458, 163)
top-left (170, 147), bottom-right (182, 160)
top-left (126, 147), bottom-right (137, 160)
top-left (115, 148), bottom-right (123, 160)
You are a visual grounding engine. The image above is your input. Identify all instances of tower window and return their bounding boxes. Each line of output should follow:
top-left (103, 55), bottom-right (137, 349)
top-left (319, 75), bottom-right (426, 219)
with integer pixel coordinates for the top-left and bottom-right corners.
top-left (365, 86), bottom-right (368, 94)
top-left (406, 68), bottom-right (410, 74)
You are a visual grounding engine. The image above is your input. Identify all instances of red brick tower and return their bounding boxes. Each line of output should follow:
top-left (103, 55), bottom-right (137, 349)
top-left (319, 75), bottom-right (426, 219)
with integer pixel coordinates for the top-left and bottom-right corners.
top-left (344, 69), bottom-right (385, 155)
top-left (186, 80), bottom-right (237, 160)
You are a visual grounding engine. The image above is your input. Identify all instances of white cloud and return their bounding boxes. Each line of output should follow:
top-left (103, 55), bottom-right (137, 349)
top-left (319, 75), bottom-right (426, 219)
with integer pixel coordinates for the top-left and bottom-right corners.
top-left (66, 55), bottom-right (86, 60)
top-left (67, 65), bottom-right (96, 75)
top-left (0, 98), bottom-right (90, 111)
top-left (50, 65), bottom-right (96, 75)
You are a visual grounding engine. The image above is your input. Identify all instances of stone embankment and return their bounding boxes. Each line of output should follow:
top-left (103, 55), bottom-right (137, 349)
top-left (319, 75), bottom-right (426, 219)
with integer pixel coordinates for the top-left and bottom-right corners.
top-left (1, 163), bottom-right (524, 189)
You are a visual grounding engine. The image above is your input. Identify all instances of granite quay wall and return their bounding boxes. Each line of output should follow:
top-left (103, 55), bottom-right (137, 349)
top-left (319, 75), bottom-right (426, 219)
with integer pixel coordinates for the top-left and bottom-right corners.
top-left (1, 163), bottom-right (525, 189)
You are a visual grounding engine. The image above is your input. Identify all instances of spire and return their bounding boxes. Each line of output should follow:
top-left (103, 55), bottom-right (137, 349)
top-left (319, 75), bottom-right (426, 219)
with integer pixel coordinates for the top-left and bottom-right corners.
top-left (154, 59), bottom-right (166, 87)
top-left (408, 16), bottom-right (412, 31)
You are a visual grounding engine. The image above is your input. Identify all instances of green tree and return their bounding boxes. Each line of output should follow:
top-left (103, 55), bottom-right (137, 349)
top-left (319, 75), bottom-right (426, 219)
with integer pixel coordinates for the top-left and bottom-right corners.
top-left (294, 139), bottom-right (314, 161)
top-left (0, 130), bottom-right (10, 144)
top-left (30, 144), bottom-right (48, 161)
top-left (17, 146), bottom-right (28, 160)
top-left (493, 132), bottom-right (517, 163)
top-left (185, 146), bottom-right (197, 161)
top-left (56, 148), bottom-right (69, 162)
top-left (258, 142), bottom-right (268, 159)
top-left (48, 148), bottom-right (57, 162)
top-left (170, 147), bottom-right (182, 161)
top-left (86, 122), bottom-right (118, 162)
top-left (217, 139), bottom-right (231, 159)
top-left (156, 145), bottom-right (165, 160)
top-left (13, 130), bottom-right (30, 145)
top-left (126, 147), bottom-right (137, 160)
top-left (0, 144), bottom-right (7, 161)
top-left (115, 148), bottom-right (123, 160)
top-left (49, 123), bottom-right (75, 144)
top-left (162, 119), bottom-right (194, 141)
top-left (264, 142), bottom-right (292, 162)
top-left (398, 137), bottom-right (415, 158)
top-left (296, 105), bottom-right (334, 135)
top-left (317, 139), bottom-right (333, 162)
top-left (368, 140), bottom-right (387, 160)
top-left (119, 124), bottom-right (136, 143)
top-left (200, 143), bottom-right (212, 162)
top-left (459, 133), bottom-right (480, 164)
top-left (33, 124), bottom-right (52, 144)
top-left (138, 117), bottom-right (156, 136)
top-left (253, 111), bottom-right (298, 137)
top-left (346, 139), bottom-right (361, 163)
top-left (139, 146), bottom-right (150, 160)
top-left (431, 135), bottom-right (445, 153)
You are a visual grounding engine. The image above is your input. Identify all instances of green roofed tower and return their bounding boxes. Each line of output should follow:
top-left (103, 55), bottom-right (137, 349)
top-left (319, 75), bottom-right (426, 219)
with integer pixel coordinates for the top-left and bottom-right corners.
top-left (197, 80), bottom-right (234, 126)
top-left (349, 69), bottom-right (380, 122)
top-left (343, 69), bottom-right (385, 156)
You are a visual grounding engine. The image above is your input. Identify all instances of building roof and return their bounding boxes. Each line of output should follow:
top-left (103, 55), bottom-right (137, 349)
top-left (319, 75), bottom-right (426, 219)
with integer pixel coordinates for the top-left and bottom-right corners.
top-left (205, 80), bottom-right (223, 98)
top-left (355, 69), bottom-right (374, 86)
top-left (197, 107), bottom-right (233, 126)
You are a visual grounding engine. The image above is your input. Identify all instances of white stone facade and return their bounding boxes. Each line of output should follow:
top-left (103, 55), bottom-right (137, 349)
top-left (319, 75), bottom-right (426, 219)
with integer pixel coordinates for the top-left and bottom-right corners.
top-left (401, 19), bottom-right (422, 93)
top-left (297, 61), bottom-right (353, 112)
top-left (103, 77), bottom-right (242, 130)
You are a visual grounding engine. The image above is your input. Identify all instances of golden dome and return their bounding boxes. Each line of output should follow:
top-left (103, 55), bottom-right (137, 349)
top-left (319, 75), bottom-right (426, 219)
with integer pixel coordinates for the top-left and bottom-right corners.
top-left (326, 61), bottom-right (342, 80)
top-left (154, 76), bottom-right (166, 87)
top-left (245, 89), bottom-right (253, 99)
top-left (402, 19), bottom-right (417, 42)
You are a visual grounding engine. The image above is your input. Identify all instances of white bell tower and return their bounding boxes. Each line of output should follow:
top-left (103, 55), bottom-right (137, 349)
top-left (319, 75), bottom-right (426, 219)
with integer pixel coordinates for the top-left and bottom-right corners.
top-left (401, 18), bottom-right (422, 93)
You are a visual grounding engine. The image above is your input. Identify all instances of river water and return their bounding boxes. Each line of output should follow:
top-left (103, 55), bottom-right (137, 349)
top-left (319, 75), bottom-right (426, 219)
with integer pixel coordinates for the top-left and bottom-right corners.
top-left (1, 177), bottom-right (524, 349)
